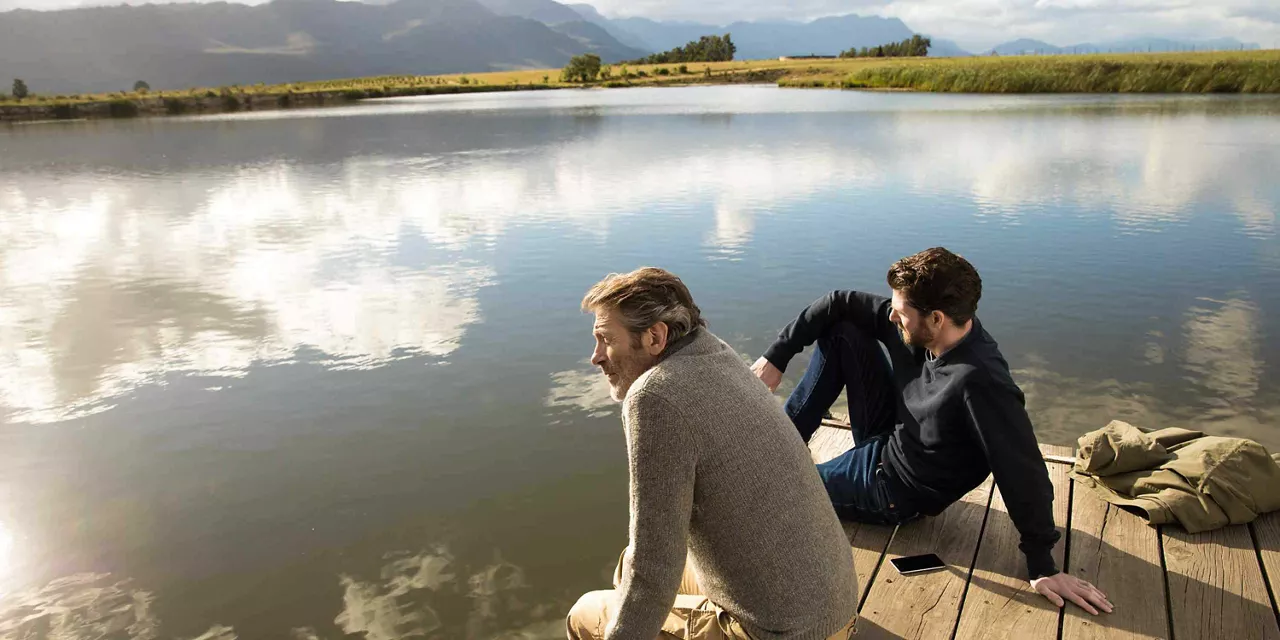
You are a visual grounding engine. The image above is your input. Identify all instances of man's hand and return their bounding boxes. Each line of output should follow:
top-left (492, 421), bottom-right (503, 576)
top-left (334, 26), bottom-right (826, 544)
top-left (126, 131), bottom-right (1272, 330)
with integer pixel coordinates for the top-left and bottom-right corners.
top-left (1032, 572), bottom-right (1113, 615)
top-left (751, 357), bottom-right (782, 392)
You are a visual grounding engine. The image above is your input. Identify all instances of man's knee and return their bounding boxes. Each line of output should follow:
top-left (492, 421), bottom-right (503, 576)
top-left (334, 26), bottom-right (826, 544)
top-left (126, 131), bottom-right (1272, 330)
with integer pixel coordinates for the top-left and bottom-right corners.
top-left (821, 320), bottom-right (876, 349)
top-left (566, 590), bottom-right (614, 640)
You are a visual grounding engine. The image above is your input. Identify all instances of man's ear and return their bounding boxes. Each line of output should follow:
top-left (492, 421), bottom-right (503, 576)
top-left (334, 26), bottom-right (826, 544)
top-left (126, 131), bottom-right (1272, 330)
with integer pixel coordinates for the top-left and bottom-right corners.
top-left (929, 310), bottom-right (946, 329)
top-left (643, 322), bottom-right (670, 356)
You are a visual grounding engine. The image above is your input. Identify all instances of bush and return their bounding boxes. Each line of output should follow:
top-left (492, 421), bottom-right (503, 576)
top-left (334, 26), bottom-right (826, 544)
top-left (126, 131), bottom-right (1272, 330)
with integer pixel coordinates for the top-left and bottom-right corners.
top-left (342, 89), bottom-right (367, 100)
top-left (163, 98), bottom-right (187, 115)
top-left (657, 67), bottom-right (670, 76)
top-left (205, 90), bottom-right (217, 98)
top-left (560, 53), bottom-right (602, 83)
top-left (678, 64), bottom-right (689, 74)
top-left (107, 99), bottom-right (138, 118)
top-left (222, 94), bottom-right (241, 111)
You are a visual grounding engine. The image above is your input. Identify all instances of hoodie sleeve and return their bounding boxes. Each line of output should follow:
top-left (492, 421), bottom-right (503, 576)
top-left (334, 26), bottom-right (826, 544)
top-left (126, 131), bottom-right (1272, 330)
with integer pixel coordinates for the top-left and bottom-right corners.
top-left (963, 380), bottom-right (1061, 579)
top-left (763, 290), bottom-right (896, 372)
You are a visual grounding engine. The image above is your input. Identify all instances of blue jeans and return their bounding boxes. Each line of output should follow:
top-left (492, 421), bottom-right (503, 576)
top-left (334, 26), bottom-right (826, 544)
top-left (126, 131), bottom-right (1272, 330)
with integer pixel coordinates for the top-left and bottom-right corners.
top-left (785, 322), bottom-right (919, 526)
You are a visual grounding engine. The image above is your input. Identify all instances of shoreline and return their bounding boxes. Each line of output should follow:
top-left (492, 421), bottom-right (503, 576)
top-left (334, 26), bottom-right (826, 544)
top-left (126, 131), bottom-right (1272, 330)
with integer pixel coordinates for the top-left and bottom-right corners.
top-left (2, 50), bottom-right (1277, 124)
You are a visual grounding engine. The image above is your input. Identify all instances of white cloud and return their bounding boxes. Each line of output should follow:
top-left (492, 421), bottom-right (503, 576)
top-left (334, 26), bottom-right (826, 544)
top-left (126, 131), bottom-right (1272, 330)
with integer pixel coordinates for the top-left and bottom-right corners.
top-left (2, 0), bottom-right (1276, 51)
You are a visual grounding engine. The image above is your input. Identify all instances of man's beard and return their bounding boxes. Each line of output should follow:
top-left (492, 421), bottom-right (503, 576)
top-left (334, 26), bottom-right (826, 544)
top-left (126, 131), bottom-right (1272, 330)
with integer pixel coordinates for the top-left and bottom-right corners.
top-left (899, 324), bottom-right (935, 348)
top-left (604, 351), bottom-right (658, 402)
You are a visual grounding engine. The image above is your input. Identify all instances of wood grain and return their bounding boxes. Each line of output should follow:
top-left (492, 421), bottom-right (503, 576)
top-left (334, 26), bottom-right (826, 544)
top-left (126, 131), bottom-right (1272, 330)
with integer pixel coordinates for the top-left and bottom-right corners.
top-left (1252, 511), bottom-right (1280, 632)
top-left (856, 477), bottom-right (994, 639)
top-left (1063, 472), bottom-right (1169, 639)
top-left (1163, 523), bottom-right (1280, 640)
top-left (952, 444), bottom-right (1071, 640)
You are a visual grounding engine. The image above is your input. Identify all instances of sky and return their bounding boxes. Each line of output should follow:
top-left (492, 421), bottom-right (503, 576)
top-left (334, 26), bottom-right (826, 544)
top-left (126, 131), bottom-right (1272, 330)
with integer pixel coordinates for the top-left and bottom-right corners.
top-left (0, 0), bottom-right (1276, 52)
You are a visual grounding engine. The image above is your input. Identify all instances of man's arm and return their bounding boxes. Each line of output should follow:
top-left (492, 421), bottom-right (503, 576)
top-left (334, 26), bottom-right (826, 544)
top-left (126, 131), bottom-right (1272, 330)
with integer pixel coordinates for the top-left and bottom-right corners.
top-left (607, 390), bottom-right (697, 639)
top-left (762, 290), bottom-right (896, 373)
top-left (963, 381), bottom-right (1113, 615)
top-left (963, 381), bottom-right (1060, 579)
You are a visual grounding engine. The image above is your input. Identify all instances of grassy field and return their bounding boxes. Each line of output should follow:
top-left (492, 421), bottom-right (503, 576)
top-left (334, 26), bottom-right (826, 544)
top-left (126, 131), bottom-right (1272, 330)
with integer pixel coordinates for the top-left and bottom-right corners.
top-left (778, 49), bottom-right (1280, 93)
top-left (0, 59), bottom-right (811, 109)
top-left (2, 50), bottom-right (1278, 116)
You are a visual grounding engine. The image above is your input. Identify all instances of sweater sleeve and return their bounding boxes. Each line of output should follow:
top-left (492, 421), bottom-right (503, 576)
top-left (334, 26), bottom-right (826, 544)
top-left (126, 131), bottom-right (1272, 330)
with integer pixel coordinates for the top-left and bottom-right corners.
top-left (606, 390), bottom-right (697, 640)
top-left (963, 381), bottom-right (1061, 580)
top-left (762, 290), bottom-right (895, 372)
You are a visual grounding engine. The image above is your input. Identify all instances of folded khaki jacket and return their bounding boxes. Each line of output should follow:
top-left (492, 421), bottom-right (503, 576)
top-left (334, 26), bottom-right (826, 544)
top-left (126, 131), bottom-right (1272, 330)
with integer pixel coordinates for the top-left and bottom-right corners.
top-left (1071, 420), bottom-right (1280, 533)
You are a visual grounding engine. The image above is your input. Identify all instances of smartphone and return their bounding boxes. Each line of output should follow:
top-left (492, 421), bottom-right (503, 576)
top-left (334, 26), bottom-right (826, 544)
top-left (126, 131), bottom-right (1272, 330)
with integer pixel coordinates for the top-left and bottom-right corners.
top-left (890, 553), bottom-right (946, 575)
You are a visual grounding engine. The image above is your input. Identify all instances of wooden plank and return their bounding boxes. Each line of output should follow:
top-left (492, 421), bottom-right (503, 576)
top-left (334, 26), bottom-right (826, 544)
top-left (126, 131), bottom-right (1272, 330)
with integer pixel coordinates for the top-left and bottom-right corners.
top-left (1062, 473), bottom-right (1169, 639)
top-left (809, 424), bottom-right (853, 465)
top-left (1254, 511), bottom-right (1280, 629)
top-left (952, 444), bottom-right (1071, 640)
top-left (1164, 523), bottom-right (1280, 640)
top-left (856, 477), bottom-right (994, 639)
top-left (805, 424), bottom-right (895, 605)
top-left (844, 519), bottom-right (896, 611)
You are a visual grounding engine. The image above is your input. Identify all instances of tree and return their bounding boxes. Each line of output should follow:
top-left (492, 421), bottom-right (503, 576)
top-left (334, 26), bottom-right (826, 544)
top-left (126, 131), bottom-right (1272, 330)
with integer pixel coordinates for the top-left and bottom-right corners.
top-left (12, 79), bottom-right (29, 100)
top-left (133, 80), bottom-right (151, 93)
top-left (627, 34), bottom-right (736, 65)
top-left (560, 53), bottom-right (602, 83)
top-left (839, 35), bottom-right (931, 59)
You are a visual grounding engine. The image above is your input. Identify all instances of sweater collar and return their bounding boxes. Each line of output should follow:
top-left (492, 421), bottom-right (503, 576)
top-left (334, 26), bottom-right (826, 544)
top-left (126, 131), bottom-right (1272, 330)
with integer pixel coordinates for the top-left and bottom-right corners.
top-left (658, 326), bottom-right (709, 363)
top-left (930, 317), bottom-right (982, 366)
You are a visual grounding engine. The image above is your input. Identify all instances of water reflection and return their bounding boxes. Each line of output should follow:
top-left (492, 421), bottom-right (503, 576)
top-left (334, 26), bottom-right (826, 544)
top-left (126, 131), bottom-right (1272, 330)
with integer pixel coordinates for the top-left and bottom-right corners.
top-left (1021, 296), bottom-right (1280, 447)
top-left (3, 93), bottom-right (1278, 426)
top-left (545, 366), bottom-right (615, 419)
top-left (1, 88), bottom-right (1279, 639)
top-left (0, 546), bottom-right (561, 640)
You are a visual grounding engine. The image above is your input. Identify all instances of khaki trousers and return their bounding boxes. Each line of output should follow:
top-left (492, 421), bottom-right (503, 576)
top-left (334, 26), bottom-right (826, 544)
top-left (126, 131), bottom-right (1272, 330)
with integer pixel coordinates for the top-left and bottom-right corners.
top-left (565, 554), bottom-right (857, 640)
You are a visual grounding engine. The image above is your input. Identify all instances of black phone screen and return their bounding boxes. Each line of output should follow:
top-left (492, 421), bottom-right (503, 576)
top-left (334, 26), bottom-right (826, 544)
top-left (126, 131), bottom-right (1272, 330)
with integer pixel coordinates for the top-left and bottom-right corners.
top-left (890, 553), bottom-right (946, 574)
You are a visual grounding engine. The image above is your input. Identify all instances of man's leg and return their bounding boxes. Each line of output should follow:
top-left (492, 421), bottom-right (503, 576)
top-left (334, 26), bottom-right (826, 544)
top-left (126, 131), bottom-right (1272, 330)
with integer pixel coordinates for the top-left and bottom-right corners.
top-left (784, 321), bottom-right (898, 444)
top-left (816, 435), bottom-right (917, 526)
top-left (566, 590), bottom-right (749, 640)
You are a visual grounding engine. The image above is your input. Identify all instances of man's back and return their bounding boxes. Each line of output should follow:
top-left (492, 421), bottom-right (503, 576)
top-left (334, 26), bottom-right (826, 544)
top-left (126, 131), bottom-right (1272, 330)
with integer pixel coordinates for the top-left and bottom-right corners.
top-left (616, 328), bottom-right (856, 640)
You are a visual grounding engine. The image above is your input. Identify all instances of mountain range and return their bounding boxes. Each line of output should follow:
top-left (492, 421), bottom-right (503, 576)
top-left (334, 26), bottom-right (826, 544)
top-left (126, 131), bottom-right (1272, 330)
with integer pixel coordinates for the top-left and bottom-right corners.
top-left (0, 0), bottom-right (1265, 95)
top-left (0, 0), bottom-right (645, 94)
top-left (989, 36), bottom-right (1260, 56)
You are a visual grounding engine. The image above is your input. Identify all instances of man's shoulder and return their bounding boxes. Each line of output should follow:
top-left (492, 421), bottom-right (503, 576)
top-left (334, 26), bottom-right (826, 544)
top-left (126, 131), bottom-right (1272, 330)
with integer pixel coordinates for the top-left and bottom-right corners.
top-left (948, 331), bottom-right (1019, 393)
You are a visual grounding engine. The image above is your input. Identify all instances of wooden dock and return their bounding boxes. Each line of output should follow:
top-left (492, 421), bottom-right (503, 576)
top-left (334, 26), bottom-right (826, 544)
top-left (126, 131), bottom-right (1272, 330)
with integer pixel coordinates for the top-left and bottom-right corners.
top-left (807, 422), bottom-right (1280, 640)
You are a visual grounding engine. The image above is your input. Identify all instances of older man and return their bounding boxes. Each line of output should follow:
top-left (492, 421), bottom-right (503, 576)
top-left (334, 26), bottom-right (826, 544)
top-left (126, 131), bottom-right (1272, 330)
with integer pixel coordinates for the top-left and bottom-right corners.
top-left (567, 267), bottom-right (856, 640)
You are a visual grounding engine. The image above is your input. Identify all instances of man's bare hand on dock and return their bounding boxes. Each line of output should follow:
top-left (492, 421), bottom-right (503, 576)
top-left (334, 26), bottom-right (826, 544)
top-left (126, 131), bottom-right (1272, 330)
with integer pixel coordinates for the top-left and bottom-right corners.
top-left (751, 357), bottom-right (782, 392)
top-left (1032, 572), bottom-right (1113, 615)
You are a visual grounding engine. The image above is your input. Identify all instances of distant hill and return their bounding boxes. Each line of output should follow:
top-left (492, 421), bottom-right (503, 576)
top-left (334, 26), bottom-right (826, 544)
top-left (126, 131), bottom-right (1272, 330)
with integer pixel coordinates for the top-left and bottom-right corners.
top-left (989, 36), bottom-right (1261, 55)
top-left (0, 0), bottom-right (645, 94)
top-left (565, 3), bottom-right (653, 51)
top-left (926, 37), bottom-right (972, 57)
top-left (609, 14), bottom-right (917, 60)
top-left (990, 39), bottom-right (1062, 56)
top-left (474, 0), bottom-right (582, 24)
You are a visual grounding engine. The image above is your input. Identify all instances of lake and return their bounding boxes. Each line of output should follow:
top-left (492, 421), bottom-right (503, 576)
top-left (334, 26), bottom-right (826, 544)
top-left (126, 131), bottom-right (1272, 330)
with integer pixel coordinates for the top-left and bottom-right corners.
top-left (1, 86), bottom-right (1278, 638)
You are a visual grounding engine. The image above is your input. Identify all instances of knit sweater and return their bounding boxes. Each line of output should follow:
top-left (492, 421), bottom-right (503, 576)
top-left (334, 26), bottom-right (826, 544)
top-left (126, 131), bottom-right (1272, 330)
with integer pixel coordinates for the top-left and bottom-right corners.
top-left (606, 328), bottom-right (856, 640)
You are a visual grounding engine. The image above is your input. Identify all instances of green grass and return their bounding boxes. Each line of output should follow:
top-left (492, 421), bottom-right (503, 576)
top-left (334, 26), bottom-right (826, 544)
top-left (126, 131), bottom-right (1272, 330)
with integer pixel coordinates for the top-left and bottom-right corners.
top-left (780, 50), bottom-right (1280, 93)
top-left (2, 50), bottom-right (1277, 116)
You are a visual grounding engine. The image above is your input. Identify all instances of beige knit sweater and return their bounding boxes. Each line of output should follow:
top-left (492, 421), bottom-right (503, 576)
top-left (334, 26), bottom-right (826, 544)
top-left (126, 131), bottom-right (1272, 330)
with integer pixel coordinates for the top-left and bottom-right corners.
top-left (606, 328), bottom-right (856, 640)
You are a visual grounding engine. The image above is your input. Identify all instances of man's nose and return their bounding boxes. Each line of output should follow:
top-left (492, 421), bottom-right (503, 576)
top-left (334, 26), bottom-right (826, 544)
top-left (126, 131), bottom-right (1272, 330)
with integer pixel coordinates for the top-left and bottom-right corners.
top-left (590, 348), bottom-right (605, 366)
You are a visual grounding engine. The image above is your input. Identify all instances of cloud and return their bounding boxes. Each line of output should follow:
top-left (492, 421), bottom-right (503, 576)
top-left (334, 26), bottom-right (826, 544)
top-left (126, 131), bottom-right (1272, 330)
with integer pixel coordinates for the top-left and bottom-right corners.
top-left (0, 572), bottom-right (235, 640)
top-left (0, 164), bottom-right (497, 424)
top-left (1018, 296), bottom-right (1280, 451)
top-left (2, 0), bottom-right (1275, 51)
top-left (589, 0), bottom-right (1279, 52)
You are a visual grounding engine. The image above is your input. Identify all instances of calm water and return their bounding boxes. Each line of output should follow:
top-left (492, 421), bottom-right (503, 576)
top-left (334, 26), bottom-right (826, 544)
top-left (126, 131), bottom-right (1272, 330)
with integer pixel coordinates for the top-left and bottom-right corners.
top-left (1, 86), bottom-right (1279, 638)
